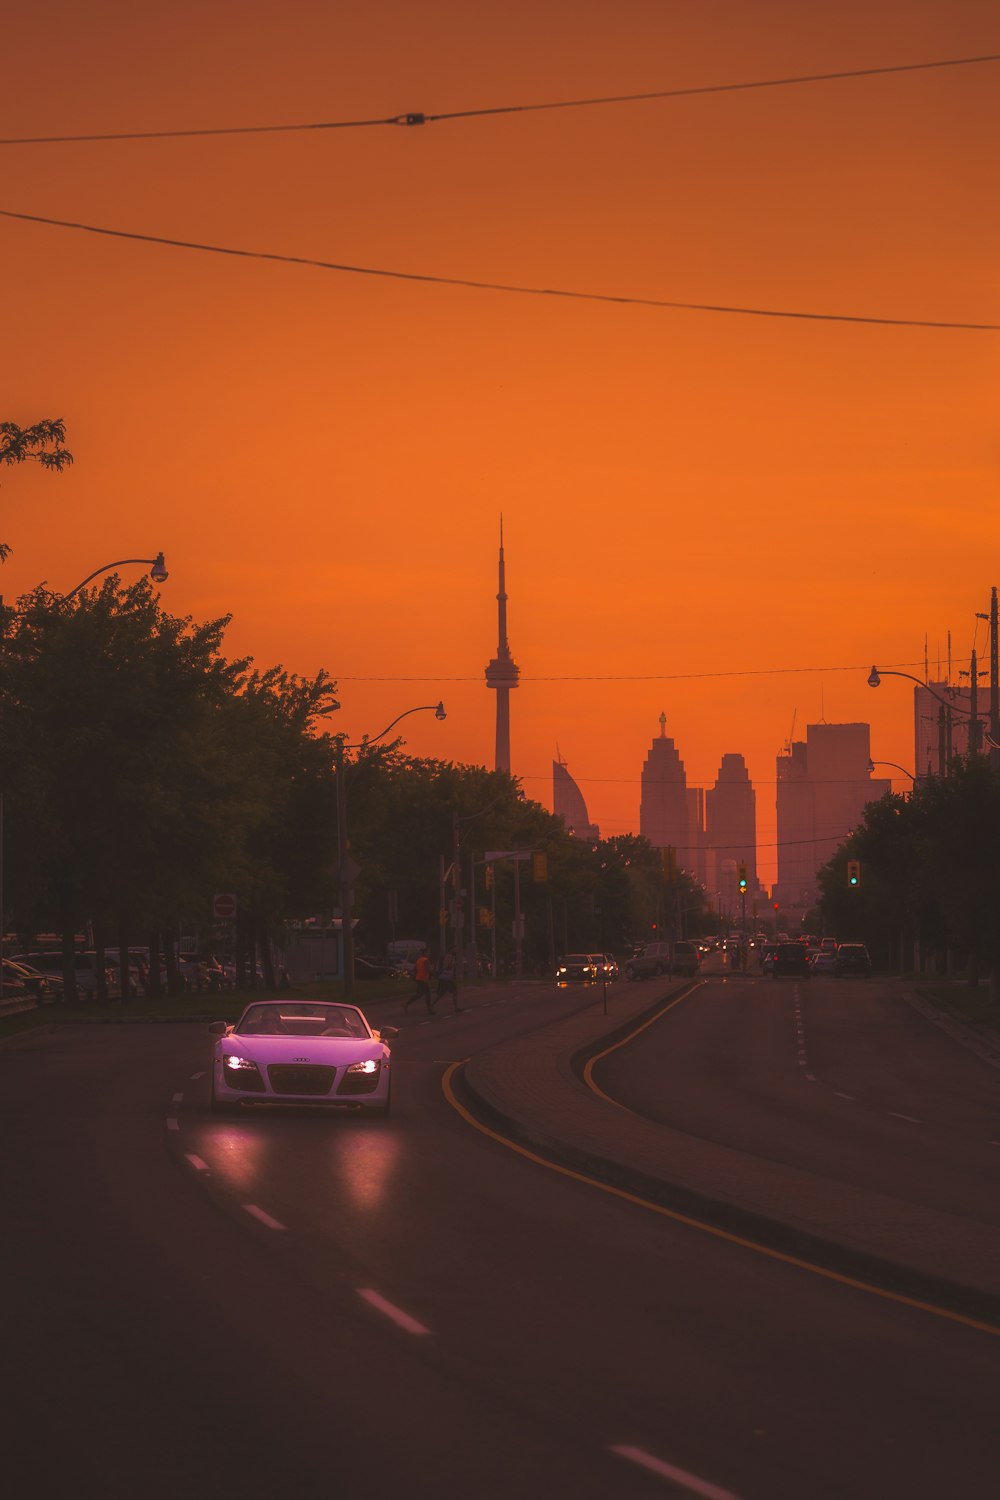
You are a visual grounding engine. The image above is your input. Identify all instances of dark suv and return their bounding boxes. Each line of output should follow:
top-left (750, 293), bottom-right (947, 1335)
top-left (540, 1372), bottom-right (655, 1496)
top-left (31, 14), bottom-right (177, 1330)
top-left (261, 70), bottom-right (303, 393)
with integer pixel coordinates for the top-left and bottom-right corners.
top-left (771, 942), bottom-right (811, 978)
top-left (834, 943), bottom-right (871, 977)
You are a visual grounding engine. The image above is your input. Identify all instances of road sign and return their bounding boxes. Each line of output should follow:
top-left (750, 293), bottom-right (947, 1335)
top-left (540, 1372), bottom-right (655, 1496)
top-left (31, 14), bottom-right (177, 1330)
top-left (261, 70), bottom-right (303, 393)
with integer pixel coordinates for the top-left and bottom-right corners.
top-left (213, 893), bottom-right (237, 920)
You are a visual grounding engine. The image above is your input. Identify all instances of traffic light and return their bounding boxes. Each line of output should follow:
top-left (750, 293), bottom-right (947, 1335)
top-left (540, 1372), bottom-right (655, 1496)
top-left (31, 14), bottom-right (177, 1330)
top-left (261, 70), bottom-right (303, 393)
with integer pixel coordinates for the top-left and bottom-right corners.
top-left (532, 851), bottom-right (548, 882)
top-left (847, 859), bottom-right (861, 889)
top-left (738, 862), bottom-right (748, 895)
top-left (772, 902), bottom-right (779, 912)
top-left (484, 863), bottom-right (494, 890)
top-left (478, 906), bottom-right (493, 928)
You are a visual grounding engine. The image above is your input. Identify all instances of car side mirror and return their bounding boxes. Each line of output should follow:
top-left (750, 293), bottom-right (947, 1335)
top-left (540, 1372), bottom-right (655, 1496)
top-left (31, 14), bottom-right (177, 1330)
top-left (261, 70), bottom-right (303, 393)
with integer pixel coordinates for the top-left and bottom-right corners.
top-left (378, 1025), bottom-right (399, 1040)
top-left (208, 1021), bottom-right (227, 1035)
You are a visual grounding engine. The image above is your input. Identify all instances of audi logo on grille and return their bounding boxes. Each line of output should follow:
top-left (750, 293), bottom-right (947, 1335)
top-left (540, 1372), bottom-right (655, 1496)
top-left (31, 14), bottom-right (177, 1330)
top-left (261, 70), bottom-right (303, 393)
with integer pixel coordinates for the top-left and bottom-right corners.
top-left (293, 1057), bottom-right (310, 1062)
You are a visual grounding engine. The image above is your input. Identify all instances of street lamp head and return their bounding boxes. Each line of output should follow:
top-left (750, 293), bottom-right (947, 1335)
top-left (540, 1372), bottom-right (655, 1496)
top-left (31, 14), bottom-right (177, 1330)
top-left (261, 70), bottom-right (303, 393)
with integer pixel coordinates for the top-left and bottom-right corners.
top-left (149, 551), bottom-right (168, 584)
top-left (866, 758), bottom-right (875, 774)
top-left (434, 701), bottom-right (447, 720)
top-left (867, 666), bottom-right (881, 688)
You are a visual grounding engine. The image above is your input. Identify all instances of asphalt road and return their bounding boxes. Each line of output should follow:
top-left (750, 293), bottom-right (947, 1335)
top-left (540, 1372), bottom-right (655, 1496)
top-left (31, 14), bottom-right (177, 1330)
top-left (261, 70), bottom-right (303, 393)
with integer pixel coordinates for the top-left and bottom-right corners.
top-left (592, 966), bottom-right (1000, 1225)
top-left (3, 982), bottom-right (998, 1500)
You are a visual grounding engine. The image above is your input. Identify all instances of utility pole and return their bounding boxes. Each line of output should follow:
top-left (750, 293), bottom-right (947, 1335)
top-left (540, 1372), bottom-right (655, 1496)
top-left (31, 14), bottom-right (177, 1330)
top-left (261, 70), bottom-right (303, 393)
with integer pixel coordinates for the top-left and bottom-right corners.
top-left (990, 587), bottom-right (999, 767)
top-left (513, 855), bottom-right (523, 979)
top-left (968, 649), bottom-right (982, 752)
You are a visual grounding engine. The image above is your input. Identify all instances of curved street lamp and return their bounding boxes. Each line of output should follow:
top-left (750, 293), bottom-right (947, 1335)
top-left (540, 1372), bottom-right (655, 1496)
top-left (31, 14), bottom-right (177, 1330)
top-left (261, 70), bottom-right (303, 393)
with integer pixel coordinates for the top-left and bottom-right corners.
top-left (867, 757), bottom-right (916, 781)
top-left (335, 702), bottom-right (447, 998)
top-left (63, 552), bottom-right (168, 600)
top-left (868, 663), bottom-right (982, 768)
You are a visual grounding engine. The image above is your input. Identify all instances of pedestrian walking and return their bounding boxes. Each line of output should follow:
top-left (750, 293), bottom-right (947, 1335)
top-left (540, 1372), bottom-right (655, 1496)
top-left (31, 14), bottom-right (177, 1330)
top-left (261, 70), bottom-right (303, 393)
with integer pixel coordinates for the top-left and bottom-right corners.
top-left (431, 949), bottom-right (459, 1012)
top-left (404, 948), bottom-right (433, 1013)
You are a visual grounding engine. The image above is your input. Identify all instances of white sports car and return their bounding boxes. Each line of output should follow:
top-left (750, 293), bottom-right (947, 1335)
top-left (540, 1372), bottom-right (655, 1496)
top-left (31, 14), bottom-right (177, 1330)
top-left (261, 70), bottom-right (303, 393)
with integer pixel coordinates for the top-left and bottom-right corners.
top-left (209, 1001), bottom-right (397, 1115)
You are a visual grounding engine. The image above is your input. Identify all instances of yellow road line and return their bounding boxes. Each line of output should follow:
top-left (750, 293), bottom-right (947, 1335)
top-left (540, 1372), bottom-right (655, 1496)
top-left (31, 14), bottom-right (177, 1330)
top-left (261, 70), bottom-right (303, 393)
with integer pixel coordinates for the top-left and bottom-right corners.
top-left (582, 981), bottom-right (702, 1105)
top-left (440, 1060), bottom-right (1000, 1339)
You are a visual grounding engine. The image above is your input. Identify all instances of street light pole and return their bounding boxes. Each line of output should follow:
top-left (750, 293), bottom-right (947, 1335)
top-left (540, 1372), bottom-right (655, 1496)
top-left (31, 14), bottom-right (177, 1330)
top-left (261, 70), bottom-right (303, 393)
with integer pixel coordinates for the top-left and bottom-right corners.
top-left (335, 702), bottom-right (446, 999)
top-left (63, 553), bottom-right (168, 599)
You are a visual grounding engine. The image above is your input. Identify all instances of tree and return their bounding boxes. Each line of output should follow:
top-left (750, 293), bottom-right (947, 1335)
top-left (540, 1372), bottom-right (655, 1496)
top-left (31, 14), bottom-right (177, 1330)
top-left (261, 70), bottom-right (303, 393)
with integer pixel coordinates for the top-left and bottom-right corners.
top-left (1, 419), bottom-right (73, 561)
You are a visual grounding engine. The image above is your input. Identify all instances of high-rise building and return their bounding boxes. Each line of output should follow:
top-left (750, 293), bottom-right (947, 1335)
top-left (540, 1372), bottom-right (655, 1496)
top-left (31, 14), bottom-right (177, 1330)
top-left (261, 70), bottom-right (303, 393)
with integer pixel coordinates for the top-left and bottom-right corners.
top-left (484, 520), bottom-right (519, 772)
top-left (775, 722), bottom-right (890, 910)
top-left (913, 681), bottom-right (974, 778)
top-left (552, 752), bottom-right (599, 840)
top-left (640, 713), bottom-right (694, 871)
top-left (705, 753), bottom-right (757, 915)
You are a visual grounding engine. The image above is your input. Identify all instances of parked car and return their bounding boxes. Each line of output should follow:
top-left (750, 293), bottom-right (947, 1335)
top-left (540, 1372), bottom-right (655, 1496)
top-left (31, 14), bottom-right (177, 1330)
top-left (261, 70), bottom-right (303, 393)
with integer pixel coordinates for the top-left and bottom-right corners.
top-left (771, 942), bottom-right (811, 978)
top-left (555, 954), bottom-right (601, 983)
top-left (3, 957), bottom-right (62, 1001)
top-left (209, 1001), bottom-right (397, 1115)
top-left (11, 950), bottom-right (115, 997)
top-left (834, 943), bottom-right (872, 977)
top-left (0, 962), bottom-right (36, 1006)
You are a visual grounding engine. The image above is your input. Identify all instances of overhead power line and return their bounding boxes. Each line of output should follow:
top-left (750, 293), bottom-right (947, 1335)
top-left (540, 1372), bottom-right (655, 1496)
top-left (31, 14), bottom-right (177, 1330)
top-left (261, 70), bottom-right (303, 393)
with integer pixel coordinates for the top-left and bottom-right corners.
top-left (337, 659), bottom-right (928, 682)
top-left (1, 53), bottom-right (997, 145)
top-left (1, 210), bottom-right (996, 330)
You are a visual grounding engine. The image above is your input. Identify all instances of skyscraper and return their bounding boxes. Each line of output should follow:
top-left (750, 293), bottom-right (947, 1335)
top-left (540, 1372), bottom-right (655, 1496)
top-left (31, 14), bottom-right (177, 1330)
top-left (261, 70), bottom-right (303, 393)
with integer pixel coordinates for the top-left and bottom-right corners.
top-left (705, 753), bottom-right (757, 913)
top-left (553, 752), bottom-right (599, 840)
top-left (640, 713), bottom-right (693, 869)
top-left (775, 722), bottom-right (889, 910)
top-left (484, 520), bottom-right (519, 772)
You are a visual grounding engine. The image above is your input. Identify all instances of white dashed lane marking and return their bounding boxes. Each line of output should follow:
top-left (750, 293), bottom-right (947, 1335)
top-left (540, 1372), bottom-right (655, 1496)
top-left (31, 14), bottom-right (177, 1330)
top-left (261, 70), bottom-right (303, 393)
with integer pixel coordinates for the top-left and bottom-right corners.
top-left (357, 1289), bottom-right (430, 1336)
top-left (888, 1112), bottom-right (922, 1124)
top-left (184, 1154), bottom-right (210, 1172)
top-left (190, 1071), bottom-right (206, 1080)
top-left (165, 1118), bottom-right (179, 1132)
top-left (610, 1445), bottom-right (743, 1498)
top-left (172, 1092), bottom-right (184, 1103)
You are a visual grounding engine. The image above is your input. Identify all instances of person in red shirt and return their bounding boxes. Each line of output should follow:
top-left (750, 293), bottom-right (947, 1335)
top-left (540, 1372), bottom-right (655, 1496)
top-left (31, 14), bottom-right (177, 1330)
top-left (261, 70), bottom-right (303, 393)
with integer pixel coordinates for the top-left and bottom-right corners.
top-left (404, 948), bottom-right (433, 1013)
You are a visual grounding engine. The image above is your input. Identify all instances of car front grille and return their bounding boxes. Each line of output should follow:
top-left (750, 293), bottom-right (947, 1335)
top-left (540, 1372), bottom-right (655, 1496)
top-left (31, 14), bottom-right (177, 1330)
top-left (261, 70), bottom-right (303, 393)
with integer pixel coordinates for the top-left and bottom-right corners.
top-left (267, 1064), bottom-right (336, 1096)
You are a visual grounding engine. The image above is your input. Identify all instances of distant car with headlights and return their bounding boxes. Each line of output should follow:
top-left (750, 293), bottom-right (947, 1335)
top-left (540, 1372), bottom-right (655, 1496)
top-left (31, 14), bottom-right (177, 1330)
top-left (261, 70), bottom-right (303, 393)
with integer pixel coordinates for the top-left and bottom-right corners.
top-left (599, 953), bottom-right (620, 981)
top-left (209, 1000), bottom-right (397, 1115)
top-left (555, 953), bottom-right (601, 983)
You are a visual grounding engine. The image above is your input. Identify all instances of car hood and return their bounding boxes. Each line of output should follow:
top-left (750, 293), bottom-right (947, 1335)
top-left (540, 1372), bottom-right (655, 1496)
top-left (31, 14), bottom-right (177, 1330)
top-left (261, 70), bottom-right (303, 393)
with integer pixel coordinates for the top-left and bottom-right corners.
top-left (219, 1036), bottom-right (383, 1065)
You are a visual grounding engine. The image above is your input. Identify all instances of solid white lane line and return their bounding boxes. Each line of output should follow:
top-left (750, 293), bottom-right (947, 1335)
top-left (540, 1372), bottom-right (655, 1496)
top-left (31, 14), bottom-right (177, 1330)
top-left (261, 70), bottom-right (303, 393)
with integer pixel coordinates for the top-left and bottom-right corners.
top-left (804, 1073), bottom-right (816, 1082)
top-left (166, 1118), bottom-right (179, 1132)
top-left (243, 1204), bottom-right (287, 1231)
top-left (610, 1445), bottom-right (743, 1499)
top-left (190, 1071), bottom-right (206, 1080)
top-left (834, 1091), bottom-right (856, 1100)
top-left (184, 1154), bottom-right (210, 1172)
top-left (172, 1092), bottom-right (184, 1103)
top-left (888, 1111), bottom-right (921, 1123)
top-left (357, 1288), bottom-right (430, 1336)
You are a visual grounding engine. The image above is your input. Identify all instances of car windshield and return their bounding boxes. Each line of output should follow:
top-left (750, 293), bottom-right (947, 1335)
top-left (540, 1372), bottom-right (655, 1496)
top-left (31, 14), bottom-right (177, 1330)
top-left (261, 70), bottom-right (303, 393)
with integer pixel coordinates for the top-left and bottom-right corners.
top-left (236, 1003), bottom-right (371, 1038)
top-left (562, 955), bottom-right (592, 964)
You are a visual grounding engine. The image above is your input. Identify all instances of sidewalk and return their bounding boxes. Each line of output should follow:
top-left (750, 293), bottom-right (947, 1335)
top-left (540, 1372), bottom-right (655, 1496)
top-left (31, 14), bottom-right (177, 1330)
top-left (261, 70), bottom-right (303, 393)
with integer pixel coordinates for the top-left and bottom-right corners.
top-left (461, 977), bottom-right (1000, 1325)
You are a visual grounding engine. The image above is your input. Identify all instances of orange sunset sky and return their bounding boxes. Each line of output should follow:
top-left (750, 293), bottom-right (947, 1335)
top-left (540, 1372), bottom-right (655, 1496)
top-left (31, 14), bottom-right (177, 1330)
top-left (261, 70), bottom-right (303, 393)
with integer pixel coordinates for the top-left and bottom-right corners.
top-left (3, 1), bottom-right (998, 887)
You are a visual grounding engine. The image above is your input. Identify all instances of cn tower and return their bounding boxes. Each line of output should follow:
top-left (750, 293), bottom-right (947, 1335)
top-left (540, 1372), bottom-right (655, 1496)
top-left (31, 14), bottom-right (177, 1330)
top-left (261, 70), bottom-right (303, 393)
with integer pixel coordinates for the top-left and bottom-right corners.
top-left (485, 519), bottom-right (520, 772)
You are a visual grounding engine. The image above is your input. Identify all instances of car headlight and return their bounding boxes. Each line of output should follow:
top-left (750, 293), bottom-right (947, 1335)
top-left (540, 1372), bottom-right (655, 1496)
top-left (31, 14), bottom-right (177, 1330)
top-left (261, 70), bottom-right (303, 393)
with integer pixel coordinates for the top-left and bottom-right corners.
top-left (557, 967), bottom-right (566, 974)
top-left (346, 1059), bottom-right (380, 1076)
top-left (224, 1054), bottom-right (260, 1072)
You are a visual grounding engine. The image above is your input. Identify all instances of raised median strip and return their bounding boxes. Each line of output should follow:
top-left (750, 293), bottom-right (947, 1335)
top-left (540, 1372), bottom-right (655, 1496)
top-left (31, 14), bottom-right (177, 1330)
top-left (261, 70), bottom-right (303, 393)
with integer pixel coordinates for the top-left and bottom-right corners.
top-left (458, 979), bottom-right (1000, 1330)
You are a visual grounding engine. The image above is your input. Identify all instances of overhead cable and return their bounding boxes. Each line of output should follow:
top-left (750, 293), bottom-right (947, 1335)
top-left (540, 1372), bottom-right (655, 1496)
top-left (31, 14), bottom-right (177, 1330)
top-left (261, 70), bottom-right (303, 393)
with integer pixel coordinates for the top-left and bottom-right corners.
top-left (1, 210), bottom-right (995, 330)
top-left (1, 53), bottom-right (997, 145)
